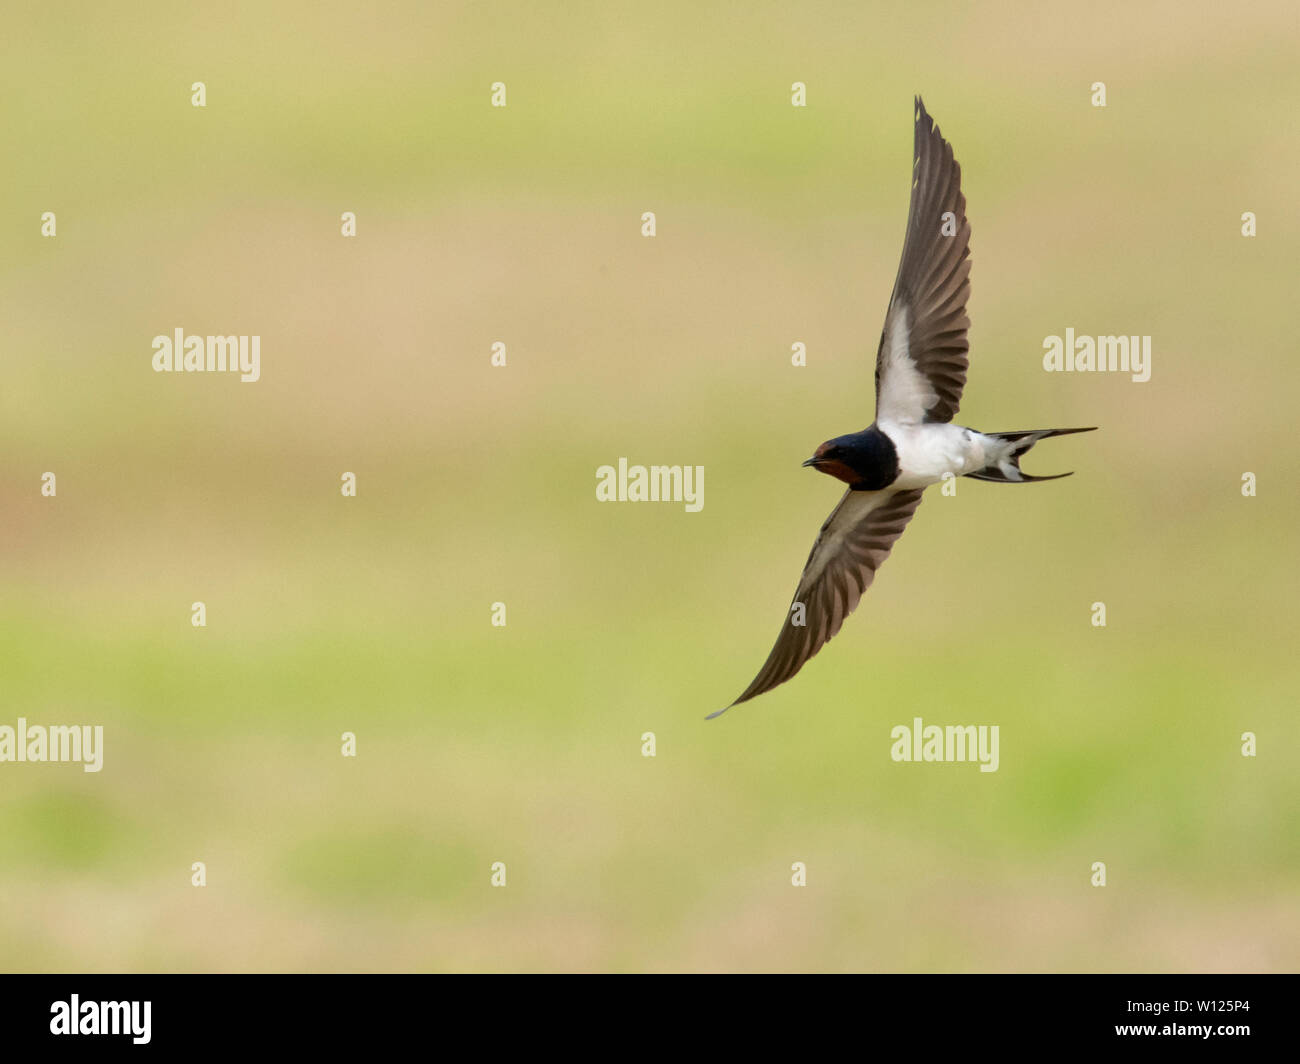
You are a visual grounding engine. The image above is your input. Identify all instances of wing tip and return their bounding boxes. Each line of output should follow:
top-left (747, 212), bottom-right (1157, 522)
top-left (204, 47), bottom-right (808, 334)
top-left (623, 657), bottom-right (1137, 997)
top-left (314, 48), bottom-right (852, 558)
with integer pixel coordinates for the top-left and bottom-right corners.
top-left (914, 94), bottom-right (933, 131)
top-left (705, 704), bottom-right (732, 721)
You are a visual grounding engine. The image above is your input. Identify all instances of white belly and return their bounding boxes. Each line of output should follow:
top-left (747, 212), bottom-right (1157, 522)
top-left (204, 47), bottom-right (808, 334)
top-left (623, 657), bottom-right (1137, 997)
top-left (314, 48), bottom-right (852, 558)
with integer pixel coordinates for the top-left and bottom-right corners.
top-left (880, 421), bottom-right (986, 489)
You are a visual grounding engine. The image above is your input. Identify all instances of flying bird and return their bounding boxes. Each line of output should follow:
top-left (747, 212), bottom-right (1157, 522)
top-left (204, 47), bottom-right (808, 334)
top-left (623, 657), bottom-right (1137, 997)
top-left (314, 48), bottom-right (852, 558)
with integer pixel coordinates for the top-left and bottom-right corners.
top-left (710, 97), bottom-right (1095, 719)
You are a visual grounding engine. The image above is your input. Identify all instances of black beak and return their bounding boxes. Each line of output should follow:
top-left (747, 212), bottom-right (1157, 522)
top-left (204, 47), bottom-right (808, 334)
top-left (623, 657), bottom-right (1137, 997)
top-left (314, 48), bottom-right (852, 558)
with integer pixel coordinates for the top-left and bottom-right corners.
top-left (802, 457), bottom-right (820, 468)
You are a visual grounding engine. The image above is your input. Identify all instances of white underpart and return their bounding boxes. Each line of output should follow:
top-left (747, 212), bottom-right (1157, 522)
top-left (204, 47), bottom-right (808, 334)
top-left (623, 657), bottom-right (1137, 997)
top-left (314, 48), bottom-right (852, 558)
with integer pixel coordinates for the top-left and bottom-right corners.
top-left (880, 421), bottom-right (989, 489)
top-left (876, 304), bottom-right (940, 425)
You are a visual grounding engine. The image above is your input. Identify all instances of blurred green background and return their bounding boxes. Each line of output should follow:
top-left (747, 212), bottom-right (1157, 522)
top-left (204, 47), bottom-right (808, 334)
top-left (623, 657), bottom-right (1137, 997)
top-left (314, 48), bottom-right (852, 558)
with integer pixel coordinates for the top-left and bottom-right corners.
top-left (1, 1), bottom-right (1297, 972)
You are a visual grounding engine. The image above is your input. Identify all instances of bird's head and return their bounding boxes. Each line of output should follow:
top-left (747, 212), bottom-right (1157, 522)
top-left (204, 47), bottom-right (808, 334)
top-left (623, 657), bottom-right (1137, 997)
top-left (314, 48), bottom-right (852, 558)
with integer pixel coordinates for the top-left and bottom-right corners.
top-left (802, 438), bottom-right (861, 485)
top-left (802, 439), bottom-right (837, 468)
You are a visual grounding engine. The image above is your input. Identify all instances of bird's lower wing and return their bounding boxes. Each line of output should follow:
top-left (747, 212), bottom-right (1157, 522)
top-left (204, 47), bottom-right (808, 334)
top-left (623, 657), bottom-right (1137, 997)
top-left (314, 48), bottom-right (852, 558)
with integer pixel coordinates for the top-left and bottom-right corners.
top-left (711, 486), bottom-right (925, 716)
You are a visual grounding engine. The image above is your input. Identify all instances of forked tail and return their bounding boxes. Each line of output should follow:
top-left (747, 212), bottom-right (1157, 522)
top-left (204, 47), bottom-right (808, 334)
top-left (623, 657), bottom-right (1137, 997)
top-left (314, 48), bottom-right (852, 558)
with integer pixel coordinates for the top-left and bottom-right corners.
top-left (966, 426), bottom-right (1097, 483)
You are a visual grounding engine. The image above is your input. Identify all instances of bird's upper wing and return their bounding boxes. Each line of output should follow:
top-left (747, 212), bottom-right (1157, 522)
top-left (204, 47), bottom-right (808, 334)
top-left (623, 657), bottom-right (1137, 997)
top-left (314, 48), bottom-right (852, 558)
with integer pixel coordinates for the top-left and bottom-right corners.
top-left (712, 486), bottom-right (924, 715)
top-left (874, 96), bottom-right (971, 426)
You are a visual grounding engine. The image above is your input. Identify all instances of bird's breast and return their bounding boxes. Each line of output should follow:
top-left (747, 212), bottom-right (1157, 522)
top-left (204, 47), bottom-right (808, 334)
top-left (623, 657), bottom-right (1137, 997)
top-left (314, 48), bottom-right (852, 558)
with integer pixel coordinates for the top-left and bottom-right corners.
top-left (883, 421), bottom-right (982, 488)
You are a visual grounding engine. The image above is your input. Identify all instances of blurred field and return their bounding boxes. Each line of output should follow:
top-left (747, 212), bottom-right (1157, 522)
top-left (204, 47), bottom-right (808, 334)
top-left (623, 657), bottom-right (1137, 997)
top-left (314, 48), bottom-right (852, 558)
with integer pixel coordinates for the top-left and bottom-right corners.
top-left (1, 1), bottom-right (1297, 971)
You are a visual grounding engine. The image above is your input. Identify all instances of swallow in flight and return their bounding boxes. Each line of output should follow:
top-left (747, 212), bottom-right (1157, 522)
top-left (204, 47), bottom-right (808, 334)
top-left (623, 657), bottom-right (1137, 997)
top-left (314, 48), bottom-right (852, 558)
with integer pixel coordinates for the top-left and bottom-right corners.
top-left (710, 97), bottom-right (1095, 718)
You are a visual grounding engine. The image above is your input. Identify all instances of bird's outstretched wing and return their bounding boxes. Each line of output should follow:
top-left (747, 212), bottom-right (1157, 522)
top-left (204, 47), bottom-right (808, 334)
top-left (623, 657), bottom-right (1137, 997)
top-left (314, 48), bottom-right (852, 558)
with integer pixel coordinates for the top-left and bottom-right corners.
top-left (874, 96), bottom-right (971, 426)
top-left (711, 487), bottom-right (924, 716)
